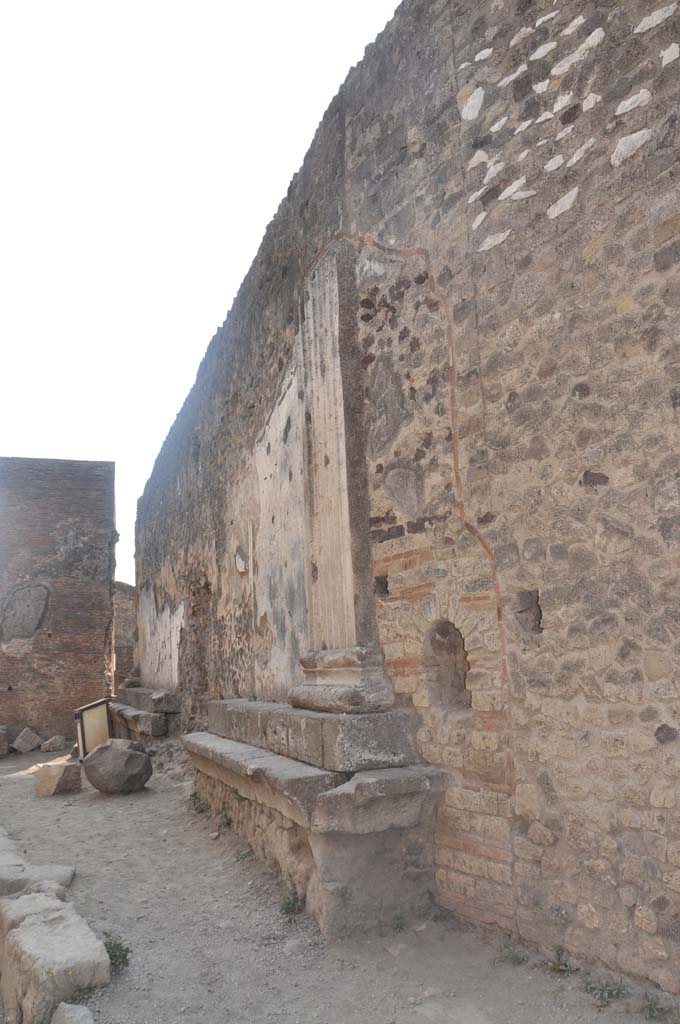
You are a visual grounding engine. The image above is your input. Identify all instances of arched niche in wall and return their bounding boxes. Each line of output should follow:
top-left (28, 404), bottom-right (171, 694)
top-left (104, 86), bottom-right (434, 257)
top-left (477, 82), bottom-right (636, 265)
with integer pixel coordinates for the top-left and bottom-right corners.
top-left (423, 619), bottom-right (471, 709)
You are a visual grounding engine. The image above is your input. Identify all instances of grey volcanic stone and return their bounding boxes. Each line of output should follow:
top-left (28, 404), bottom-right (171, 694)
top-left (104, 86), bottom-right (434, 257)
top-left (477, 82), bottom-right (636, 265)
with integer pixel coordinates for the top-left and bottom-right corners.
top-left (12, 728), bottom-right (43, 754)
top-left (83, 739), bottom-right (152, 794)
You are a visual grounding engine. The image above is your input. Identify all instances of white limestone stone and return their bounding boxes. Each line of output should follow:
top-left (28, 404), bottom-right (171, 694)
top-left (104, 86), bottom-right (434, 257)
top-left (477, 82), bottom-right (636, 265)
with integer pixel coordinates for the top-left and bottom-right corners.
top-left (472, 211), bottom-right (487, 231)
top-left (547, 187), bottom-right (579, 219)
top-left (533, 79), bottom-right (550, 93)
top-left (556, 125), bottom-right (574, 140)
top-left (536, 11), bottom-right (559, 27)
top-left (490, 116), bottom-right (508, 132)
top-left (531, 41), bottom-right (557, 60)
top-left (553, 91), bottom-right (573, 112)
top-left (478, 230), bottom-right (511, 252)
top-left (468, 186), bottom-right (488, 205)
top-left (616, 89), bottom-right (652, 115)
top-left (52, 1005), bottom-right (95, 1024)
top-left (518, 149), bottom-right (530, 161)
top-left (567, 137), bottom-right (596, 166)
top-left (583, 92), bottom-right (602, 111)
top-left (634, 4), bottom-right (677, 34)
top-left (515, 119), bottom-right (534, 134)
top-left (512, 189), bottom-right (537, 200)
top-left (498, 64), bottom-right (527, 87)
top-left (510, 26), bottom-right (533, 48)
top-left (468, 149), bottom-right (489, 169)
top-left (484, 160), bottom-right (505, 184)
top-left (475, 48), bottom-right (493, 61)
top-left (661, 42), bottom-right (679, 65)
top-left (610, 129), bottom-right (653, 167)
top-left (499, 176), bottom-right (527, 200)
top-left (461, 87), bottom-right (485, 121)
top-left (551, 27), bottom-right (605, 77)
top-left (562, 15), bottom-right (585, 36)
top-left (536, 111), bottom-right (554, 124)
top-left (545, 155), bottom-right (565, 171)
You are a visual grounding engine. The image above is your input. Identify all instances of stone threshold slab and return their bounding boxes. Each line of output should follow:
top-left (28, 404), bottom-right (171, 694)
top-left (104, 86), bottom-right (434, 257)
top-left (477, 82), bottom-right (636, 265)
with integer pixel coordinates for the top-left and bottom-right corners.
top-left (183, 733), bottom-right (347, 828)
top-left (116, 686), bottom-right (180, 714)
top-left (207, 700), bottom-right (416, 772)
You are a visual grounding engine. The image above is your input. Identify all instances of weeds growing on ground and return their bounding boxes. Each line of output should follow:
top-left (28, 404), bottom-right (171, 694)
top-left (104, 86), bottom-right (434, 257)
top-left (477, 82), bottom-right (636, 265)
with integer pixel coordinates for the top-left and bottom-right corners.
top-left (236, 849), bottom-right (253, 863)
top-left (543, 946), bottom-right (580, 975)
top-left (104, 933), bottom-right (131, 972)
top-left (189, 791), bottom-right (209, 814)
top-left (495, 943), bottom-right (529, 966)
top-left (219, 810), bottom-right (232, 833)
top-left (584, 977), bottom-right (628, 1007)
top-left (281, 889), bottom-right (304, 921)
top-left (641, 995), bottom-right (671, 1020)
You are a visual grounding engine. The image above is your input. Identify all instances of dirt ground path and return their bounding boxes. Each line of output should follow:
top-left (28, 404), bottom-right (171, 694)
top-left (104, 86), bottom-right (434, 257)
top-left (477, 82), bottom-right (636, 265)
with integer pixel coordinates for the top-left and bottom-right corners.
top-left (0, 751), bottom-right (646, 1024)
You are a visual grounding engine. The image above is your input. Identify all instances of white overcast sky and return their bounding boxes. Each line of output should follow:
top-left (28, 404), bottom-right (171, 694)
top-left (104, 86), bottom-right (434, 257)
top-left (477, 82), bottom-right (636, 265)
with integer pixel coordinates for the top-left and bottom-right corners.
top-left (0, 0), bottom-right (399, 584)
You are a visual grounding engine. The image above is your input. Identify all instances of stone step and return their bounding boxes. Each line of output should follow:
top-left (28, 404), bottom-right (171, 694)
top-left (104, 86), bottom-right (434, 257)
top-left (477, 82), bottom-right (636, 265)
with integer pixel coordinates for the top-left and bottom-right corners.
top-left (207, 699), bottom-right (416, 772)
top-left (183, 732), bottom-right (346, 827)
top-left (116, 686), bottom-right (180, 715)
top-left (109, 702), bottom-right (167, 737)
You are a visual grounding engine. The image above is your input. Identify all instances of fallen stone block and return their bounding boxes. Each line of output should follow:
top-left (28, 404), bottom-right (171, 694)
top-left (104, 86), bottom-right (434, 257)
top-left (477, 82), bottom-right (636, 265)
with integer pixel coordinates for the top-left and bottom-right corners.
top-left (0, 892), bottom-right (110, 1024)
top-left (51, 1003), bottom-right (95, 1024)
top-left (34, 762), bottom-right (81, 798)
top-left (0, 864), bottom-right (76, 898)
top-left (83, 739), bottom-right (152, 794)
top-left (12, 728), bottom-right (43, 754)
top-left (40, 736), bottom-right (67, 753)
top-left (0, 726), bottom-right (9, 758)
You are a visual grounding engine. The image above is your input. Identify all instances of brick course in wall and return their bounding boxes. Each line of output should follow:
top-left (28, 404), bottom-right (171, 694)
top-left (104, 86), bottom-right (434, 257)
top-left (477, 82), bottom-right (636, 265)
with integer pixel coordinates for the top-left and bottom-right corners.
top-left (135, 0), bottom-right (680, 993)
top-left (0, 457), bottom-right (115, 738)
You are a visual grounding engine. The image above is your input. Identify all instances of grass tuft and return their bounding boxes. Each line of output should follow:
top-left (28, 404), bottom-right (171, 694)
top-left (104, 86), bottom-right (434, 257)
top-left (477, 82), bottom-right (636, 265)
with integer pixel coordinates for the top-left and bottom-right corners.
top-left (281, 889), bottom-right (305, 922)
top-left (584, 977), bottom-right (628, 1007)
top-left (496, 942), bottom-right (530, 966)
top-left (104, 933), bottom-right (131, 972)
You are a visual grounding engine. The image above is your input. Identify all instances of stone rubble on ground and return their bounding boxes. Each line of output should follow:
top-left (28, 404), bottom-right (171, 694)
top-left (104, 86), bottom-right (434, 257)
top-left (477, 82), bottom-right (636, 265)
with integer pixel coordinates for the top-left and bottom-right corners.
top-left (34, 762), bottom-right (82, 799)
top-left (82, 739), bottom-right (152, 795)
top-left (11, 730), bottom-right (43, 755)
top-left (51, 1003), bottom-right (95, 1024)
top-left (0, 827), bottom-right (75, 898)
top-left (40, 737), bottom-right (67, 753)
top-left (0, 828), bottom-right (109, 1023)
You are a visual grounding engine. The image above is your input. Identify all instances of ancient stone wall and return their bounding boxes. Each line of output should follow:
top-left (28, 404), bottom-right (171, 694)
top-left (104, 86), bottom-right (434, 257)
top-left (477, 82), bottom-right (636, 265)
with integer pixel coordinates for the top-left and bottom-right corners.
top-left (0, 458), bottom-right (115, 737)
top-left (136, 0), bottom-right (680, 991)
top-left (113, 581), bottom-right (136, 690)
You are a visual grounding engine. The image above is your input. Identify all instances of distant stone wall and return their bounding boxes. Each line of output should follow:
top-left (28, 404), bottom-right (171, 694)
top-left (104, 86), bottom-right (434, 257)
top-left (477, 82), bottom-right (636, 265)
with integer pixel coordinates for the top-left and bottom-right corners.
top-left (136, 0), bottom-right (680, 992)
top-left (0, 458), bottom-right (115, 737)
top-left (113, 581), bottom-right (136, 689)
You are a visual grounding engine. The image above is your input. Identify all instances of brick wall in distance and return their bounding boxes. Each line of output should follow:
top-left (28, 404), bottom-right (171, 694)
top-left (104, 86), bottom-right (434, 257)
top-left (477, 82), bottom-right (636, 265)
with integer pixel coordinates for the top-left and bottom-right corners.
top-left (0, 457), bottom-right (115, 738)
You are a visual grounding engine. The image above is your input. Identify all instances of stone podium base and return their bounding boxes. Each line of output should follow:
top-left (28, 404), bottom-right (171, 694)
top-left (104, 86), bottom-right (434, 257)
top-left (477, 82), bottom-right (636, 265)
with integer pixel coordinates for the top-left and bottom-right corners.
top-left (184, 729), bottom-right (441, 938)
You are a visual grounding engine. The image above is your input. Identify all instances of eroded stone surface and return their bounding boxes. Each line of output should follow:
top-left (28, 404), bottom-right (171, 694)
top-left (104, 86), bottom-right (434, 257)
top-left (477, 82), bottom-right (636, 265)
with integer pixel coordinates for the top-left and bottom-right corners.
top-left (12, 729), bottom-right (43, 755)
top-left (51, 1003), bottom-right (95, 1024)
top-left (40, 737), bottom-right (67, 753)
top-left (207, 700), bottom-right (416, 772)
top-left (0, 893), bottom-right (109, 1024)
top-left (34, 762), bottom-right (81, 799)
top-left (83, 740), bottom-right (152, 795)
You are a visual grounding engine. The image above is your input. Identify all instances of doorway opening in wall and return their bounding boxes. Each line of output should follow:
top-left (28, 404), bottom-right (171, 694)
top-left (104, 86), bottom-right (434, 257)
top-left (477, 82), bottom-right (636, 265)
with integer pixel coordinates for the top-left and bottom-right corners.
top-left (423, 620), bottom-right (471, 708)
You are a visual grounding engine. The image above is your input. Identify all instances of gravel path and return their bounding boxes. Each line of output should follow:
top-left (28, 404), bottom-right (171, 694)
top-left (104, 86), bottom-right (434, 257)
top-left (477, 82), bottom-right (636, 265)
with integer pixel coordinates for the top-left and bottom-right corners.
top-left (0, 750), bottom-right (649, 1024)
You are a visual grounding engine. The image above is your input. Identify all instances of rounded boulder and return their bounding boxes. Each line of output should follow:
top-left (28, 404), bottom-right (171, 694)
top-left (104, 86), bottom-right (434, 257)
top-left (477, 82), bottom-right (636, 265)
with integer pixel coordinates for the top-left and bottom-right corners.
top-left (83, 739), bottom-right (152, 795)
